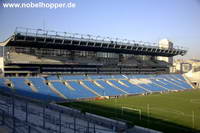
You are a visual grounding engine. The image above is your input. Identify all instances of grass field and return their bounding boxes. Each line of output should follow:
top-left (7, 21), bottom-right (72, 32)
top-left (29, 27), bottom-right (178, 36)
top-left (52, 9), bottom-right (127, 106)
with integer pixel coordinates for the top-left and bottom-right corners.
top-left (60, 89), bottom-right (200, 133)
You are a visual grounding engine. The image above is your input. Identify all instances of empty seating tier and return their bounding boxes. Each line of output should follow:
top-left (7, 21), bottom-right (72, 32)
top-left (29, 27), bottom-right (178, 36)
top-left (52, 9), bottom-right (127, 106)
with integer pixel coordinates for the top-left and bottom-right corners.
top-left (0, 74), bottom-right (193, 102)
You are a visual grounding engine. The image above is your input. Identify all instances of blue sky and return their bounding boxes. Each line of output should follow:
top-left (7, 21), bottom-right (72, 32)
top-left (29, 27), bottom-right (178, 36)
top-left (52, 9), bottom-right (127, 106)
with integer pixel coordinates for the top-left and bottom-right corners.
top-left (0, 0), bottom-right (200, 59)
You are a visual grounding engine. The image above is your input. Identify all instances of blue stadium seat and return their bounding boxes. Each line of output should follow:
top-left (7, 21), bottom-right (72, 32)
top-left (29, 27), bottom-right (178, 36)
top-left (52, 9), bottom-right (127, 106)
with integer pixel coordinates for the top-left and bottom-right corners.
top-left (10, 78), bottom-right (32, 92)
top-left (0, 74), bottom-right (193, 101)
top-left (126, 75), bottom-right (152, 79)
top-left (61, 75), bottom-right (86, 80)
top-left (137, 80), bottom-right (166, 92)
top-left (173, 74), bottom-right (185, 81)
top-left (149, 79), bottom-right (169, 90)
top-left (0, 78), bottom-right (12, 92)
top-left (28, 78), bottom-right (62, 101)
top-left (165, 78), bottom-right (192, 89)
top-left (96, 80), bottom-right (125, 96)
top-left (9, 78), bottom-right (52, 101)
top-left (46, 76), bottom-right (59, 80)
top-left (51, 82), bottom-right (81, 99)
top-left (88, 75), bottom-right (112, 79)
top-left (156, 79), bottom-right (184, 90)
top-left (112, 75), bottom-right (126, 79)
top-left (120, 80), bottom-right (147, 94)
top-left (109, 80), bottom-right (146, 94)
top-left (82, 81), bottom-right (105, 96)
top-left (68, 81), bottom-right (97, 98)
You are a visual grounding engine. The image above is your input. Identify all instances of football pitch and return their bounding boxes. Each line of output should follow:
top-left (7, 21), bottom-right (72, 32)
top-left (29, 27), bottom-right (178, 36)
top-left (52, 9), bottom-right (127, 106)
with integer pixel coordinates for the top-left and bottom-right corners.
top-left (61, 89), bottom-right (200, 133)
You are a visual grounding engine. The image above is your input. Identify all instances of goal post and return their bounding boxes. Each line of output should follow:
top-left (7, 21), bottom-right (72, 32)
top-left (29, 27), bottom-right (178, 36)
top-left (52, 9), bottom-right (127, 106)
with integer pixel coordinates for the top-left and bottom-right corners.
top-left (121, 106), bottom-right (141, 120)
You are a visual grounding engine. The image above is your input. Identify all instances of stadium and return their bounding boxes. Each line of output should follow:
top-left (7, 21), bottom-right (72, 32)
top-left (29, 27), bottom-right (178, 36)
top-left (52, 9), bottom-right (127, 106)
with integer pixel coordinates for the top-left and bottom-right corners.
top-left (0, 27), bottom-right (199, 133)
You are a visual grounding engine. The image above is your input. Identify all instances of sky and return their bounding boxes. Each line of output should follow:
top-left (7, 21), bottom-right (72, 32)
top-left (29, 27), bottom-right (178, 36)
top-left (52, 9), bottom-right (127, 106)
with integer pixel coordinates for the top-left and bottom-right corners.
top-left (0, 0), bottom-right (200, 59)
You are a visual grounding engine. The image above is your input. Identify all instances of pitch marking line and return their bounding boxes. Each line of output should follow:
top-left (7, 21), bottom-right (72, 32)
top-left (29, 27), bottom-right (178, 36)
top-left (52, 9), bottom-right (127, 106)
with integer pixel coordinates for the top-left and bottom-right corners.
top-left (190, 99), bottom-right (200, 104)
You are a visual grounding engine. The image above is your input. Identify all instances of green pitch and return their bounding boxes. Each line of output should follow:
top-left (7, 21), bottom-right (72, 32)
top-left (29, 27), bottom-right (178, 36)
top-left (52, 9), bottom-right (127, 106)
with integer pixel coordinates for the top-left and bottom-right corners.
top-left (60, 89), bottom-right (200, 133)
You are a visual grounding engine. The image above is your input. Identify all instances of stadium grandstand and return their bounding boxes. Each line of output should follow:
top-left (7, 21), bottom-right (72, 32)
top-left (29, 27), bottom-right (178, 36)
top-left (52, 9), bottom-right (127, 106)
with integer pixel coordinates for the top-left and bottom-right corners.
top-left (0, 27), bottom-right (187, 77)
top-left (0, 27), bottom-right (194, 133)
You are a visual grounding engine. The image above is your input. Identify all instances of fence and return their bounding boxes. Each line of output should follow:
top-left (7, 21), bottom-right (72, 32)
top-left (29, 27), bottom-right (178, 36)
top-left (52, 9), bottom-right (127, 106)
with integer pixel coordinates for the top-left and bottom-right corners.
top-left (0, 91), bottom-right (127, 133)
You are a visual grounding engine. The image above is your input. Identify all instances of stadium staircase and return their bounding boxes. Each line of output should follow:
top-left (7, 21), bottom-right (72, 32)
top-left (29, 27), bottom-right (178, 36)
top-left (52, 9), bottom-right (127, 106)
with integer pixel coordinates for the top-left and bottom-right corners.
top-left (25, 79), bottom-right (38, 92)
top-left (79, 81), bottom-right (102, 97)
top-left (105, 80), bottom-right (128, 94)
top-left (47, 82), bottom-right (67, 99)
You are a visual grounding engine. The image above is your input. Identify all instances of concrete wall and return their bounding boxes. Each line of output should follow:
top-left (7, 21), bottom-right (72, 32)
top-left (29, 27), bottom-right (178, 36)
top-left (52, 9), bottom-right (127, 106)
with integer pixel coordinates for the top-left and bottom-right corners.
top-left (0, 57), bottom-right (4, 76)
top-left (157, 39), bottom-right (173, 66)
top-left (184, 70), bottom-right (200, 88)
top-left (173, 60), bottom-right (200, 73)
top-left (0, 46), bottom-right (3, 57)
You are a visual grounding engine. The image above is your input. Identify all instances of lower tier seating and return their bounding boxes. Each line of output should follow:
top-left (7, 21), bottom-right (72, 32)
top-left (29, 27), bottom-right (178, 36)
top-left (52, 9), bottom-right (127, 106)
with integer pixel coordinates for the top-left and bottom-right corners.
top-left (0, 74), bottom-right (193, 102)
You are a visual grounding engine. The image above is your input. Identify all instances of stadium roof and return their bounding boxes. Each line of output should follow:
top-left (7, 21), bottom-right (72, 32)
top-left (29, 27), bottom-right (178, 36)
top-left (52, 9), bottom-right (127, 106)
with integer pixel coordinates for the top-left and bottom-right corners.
top-left (0, 37), bottom-right (12, 46)
top-left (1, 27), bottom-right (187, 57)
